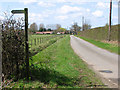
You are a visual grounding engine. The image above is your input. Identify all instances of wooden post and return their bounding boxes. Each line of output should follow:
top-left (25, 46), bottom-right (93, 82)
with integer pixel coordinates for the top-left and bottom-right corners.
top-left (11, 8), bottom-right (29, 80)
top-left (118, 2), bottom-right (120, 88)
top-left (108, 0), bottom-right (112, 41)
top-left (0, 24), bottom-right (2, 89)
top-left (41, 37), bottom-right (42, 43)
top-left (38, 38), bottom-right (39, 44)
top-left (31, 40), bottom-right (32, 48)
top-left (40, 37), bottom-right (41, 44)
top-left (24, 8), bottom-right (29, 80)
top-left (82, 16), bottom-right (84, 31)
top-left (34, 39), bottom-right (36, 45)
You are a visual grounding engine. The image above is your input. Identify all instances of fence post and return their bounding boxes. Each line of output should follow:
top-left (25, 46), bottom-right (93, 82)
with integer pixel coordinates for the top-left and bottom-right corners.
top-left (31, 40), bottom-right (32, 48)
top-left (34, 39), bottom-right (36, 45)
top-left (40, 37), bottom-right (41, 44)
top-left (39, 38), bottom-right (40, 44)
top-left (38, 38), bottom-right (39, 44)
top-left (41, 37), bottom-right (43, 43)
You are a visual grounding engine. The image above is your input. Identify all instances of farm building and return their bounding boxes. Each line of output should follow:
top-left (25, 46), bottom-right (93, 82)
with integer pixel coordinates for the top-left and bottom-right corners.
top-left (36, 31), bottom-right (53, 34)
top-left (57, 32), bottom-right (65, 34)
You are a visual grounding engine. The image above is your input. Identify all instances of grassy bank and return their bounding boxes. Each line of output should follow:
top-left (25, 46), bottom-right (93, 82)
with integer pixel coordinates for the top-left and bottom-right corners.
top-left (29, 35), bottom-right (65, 56)
top-left (78, 24), bottom-right (119, 41)
top-left (6, 35), bottom-right (104, 88)
top-left (76, 36), bottom-right (119, 55)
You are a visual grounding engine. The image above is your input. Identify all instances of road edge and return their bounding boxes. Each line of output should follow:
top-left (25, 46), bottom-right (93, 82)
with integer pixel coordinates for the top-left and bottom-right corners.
top-left (70, 35), bottom-right (118, 88)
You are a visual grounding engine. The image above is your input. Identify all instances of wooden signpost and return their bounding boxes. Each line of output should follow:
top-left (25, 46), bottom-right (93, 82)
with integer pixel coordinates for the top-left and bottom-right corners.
top-left (11, 8), bottom-right (29, 80)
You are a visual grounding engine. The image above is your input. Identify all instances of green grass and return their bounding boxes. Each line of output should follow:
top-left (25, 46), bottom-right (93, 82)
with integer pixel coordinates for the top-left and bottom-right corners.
top-left (77, 24), bottom-right (119, 41)
top-left (29, 35), bottom-right (65, 56)
top-left (76, 36), bottom-right (119, 55)
top-left (6, 35), bottom-right (104, 88)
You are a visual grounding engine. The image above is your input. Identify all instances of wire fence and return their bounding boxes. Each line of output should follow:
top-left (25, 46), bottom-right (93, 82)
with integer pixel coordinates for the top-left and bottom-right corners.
top-left (29, 35), bottom-right (65, 56)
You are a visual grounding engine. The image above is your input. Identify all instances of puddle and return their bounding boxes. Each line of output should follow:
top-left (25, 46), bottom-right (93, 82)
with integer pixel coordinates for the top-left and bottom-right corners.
top-left (99, 70), bottom-right (113, 73)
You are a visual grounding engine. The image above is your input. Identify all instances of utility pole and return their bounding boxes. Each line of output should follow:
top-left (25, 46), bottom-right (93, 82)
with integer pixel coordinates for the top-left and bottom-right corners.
top-left (108, 0), bottom-right (112, 41)
top-left (82, 16), bottom-right (84, 31)
top-left (0, 24), bottom-right (3, 89)
top-left (118, 1), bottom-right (120, 44)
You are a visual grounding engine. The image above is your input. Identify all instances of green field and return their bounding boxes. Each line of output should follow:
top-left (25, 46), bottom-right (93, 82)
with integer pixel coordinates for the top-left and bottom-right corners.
top-left (6, 35), bottom-right (104, 88)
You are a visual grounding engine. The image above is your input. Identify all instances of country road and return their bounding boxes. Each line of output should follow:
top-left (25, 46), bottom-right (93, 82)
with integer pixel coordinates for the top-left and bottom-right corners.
top-left (70, 35), bottom-right (119, 88)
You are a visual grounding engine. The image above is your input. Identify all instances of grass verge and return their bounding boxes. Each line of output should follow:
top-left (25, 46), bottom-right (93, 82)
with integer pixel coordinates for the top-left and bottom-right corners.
top-left (6, 35), bottom-right (104, 88)
top-left (76, 35), bottom-right (120, 55)
top-left (29, 36), bottom-right (64, 56)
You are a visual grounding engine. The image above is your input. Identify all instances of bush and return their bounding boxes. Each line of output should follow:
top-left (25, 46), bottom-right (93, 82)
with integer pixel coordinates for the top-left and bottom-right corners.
top-left (1, 16), bottom-right (26, 80)
top-left (2, 30), bottom-right (25, 79)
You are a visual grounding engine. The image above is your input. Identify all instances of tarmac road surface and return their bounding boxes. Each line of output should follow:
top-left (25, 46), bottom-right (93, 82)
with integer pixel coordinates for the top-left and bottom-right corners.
top-left (70, 35), bottom-right (119, 88)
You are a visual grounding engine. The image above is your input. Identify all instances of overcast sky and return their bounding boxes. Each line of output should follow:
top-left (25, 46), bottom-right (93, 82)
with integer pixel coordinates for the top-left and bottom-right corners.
top-left (0, 0), bottom-right (119, 29)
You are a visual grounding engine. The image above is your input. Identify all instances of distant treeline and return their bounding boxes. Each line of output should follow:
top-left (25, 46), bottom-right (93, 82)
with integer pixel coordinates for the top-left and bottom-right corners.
top-left (78, 24), bottom-right (119, 41)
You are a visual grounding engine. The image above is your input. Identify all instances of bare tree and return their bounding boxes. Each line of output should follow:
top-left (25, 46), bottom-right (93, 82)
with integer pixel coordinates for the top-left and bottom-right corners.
top-left (83, 19), bottom-right (91, 31)
top-left (29, 22), bottom-right (38, 33)
top-left (39, 23), bottom-right (45, 32)
top-left (55, 24), bottom-right (61, 30)
top-left (39, 23), bottom-right (44, 29)
top-left (83, 23), bottom-right (91, 30)
top-left (71, 22), bottom-right (81, 31)
top-left (46, 24), bottom-right (56, 30)
top-left (70, 22), bottom-right (81, 35)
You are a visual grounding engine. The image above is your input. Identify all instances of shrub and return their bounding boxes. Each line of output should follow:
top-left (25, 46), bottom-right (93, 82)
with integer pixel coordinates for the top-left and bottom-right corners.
top-left (1, 15), bottom-right (26, 80)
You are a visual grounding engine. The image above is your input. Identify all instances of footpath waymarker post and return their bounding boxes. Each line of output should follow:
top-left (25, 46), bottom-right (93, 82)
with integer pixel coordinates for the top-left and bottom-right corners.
top-left (11, 8), bottom-right (29, 80)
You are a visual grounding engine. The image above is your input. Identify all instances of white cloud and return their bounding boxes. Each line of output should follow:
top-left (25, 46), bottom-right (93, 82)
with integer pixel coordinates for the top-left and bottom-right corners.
top-left (56, 0), bottom-right (66, 3)
top-left (18, 0), bottom-right (115, 6)
top-left (96, 2), bottom-right (118, 9)
top-left (42, 9), bottom-right (54, 16)
top-left (113, 16), bottom-right (118, 19)
top-left (86, 9), bottom-right (90, 12)
top-left (55, 15), bottom-right (68, 20)
top-left (96, 2), bottom-right (109, 8)
top-left (0, 7), bottom-right (4, 20)
top-left (29, 13), bottom-right (44, 23)
top-left (20, 0), bottom-right (37, 5)
top-left (0, 0), bottom-right (113, 3)
top-left (0, 16), bottom-right (4, 20)
top-left (57, 5), bottom-right (82, 14)
top-left (113, 4), bottom-right (118, 8)
top-left (38, 1), bottom-right (55, 7)
top-left (92, 10), bottom-right (103, 17)
top-left (70, 12), bottom-right (82, 18)
top-left (48, 0), bottom-right (110, 4)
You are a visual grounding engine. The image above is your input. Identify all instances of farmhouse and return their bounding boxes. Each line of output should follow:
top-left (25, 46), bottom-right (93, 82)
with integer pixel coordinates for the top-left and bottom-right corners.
top-left (57, 32), bottom-right (65, 34)
top-left (36, 31), bottom-right (53, 34)
top-left (36, 32), bottom-right (44, 34)
top-left (43, 31), bottom-right (53, 34)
